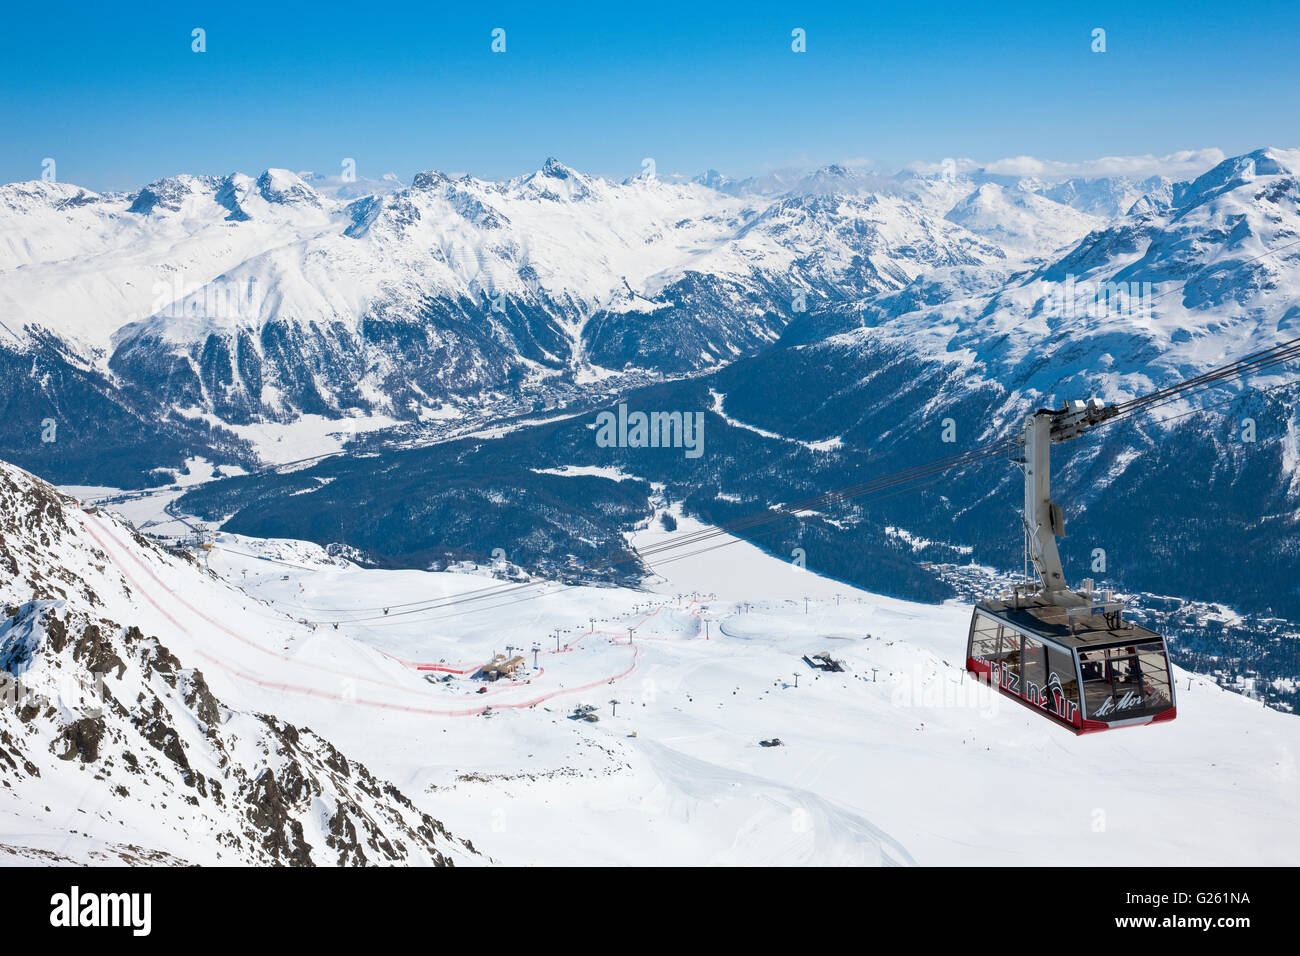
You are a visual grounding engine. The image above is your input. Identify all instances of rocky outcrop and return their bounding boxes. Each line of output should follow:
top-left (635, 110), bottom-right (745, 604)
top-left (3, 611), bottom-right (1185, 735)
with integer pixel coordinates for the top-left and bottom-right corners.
top-left (0, 460), bottom-right (477, 866)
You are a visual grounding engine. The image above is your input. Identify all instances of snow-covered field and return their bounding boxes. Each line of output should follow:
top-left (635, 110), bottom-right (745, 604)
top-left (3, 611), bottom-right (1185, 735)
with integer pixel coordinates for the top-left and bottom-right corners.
top-left (11, 487), bottom-right (1290, 867)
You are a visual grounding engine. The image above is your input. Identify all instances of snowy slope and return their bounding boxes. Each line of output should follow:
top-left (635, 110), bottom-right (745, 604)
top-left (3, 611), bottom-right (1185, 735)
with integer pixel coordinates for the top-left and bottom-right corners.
top-left (945, 182), bottom-right (1103, 258)
top-left (223, 512), bottom-right (1300, 866)
top-left (0, 460), bottom-right (478, 865)
top-left (1037, 174), bottom-right (1174, 219)
top-left (4, 456), bottom-right (1297, 865)
top-left (0, 172), bottom-right (340, 348)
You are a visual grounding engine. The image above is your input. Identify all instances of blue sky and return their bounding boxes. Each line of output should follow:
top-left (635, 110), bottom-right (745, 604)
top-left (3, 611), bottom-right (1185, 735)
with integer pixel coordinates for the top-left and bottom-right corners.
top-left (2, 0), bottom-right (1297, 191)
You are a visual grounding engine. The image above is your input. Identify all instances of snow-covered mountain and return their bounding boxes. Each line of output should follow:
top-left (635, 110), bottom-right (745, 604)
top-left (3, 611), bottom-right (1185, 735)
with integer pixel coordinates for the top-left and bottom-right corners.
top-left (9, 147), bottom-right (1300, 628)
top-left (844, 147), bottom-right (1300, 404)
top-left (715, 146), bottom-right (1300, 618)
top-left (0, 459), bottom-right (478, 864)
top-left (10, 148), bottom-right (1298, 627)
top-left (944, 182), bottom-right (1103, 257)
top-left (1035, 174), bottom-right (1174, 218)
top-left (175, 149), bottom-right (1300, 637)
top-left (1, 156), bottom-right (1120, 485)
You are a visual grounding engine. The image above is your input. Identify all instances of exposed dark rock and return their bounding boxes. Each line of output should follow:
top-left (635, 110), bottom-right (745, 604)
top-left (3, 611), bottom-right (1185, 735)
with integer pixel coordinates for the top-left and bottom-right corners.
top-left (57, 716), bottom-right (106, 763)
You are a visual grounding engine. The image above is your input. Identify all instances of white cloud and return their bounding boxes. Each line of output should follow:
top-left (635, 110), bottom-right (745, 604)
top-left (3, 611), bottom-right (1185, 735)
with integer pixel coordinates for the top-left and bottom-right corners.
top-left (981, 148), bottom-right (1225, 182)
top-left (687, 147), bottom-right (1230, 193)
top-left (901, 157), bottom-right (982, 177)
top-left (296, 168), bottom-right (406, 199)
top-left (981, 155), bottom-right (1049, 176)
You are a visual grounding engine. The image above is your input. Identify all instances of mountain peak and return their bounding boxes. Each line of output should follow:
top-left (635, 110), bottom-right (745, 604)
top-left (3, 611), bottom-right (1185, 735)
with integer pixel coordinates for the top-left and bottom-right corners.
top-left (0, 180), bottom-right (103, 213)
top-left (411, 169), bottom-right (452, 190)
top-left (540, 156), bottom-right (576, 179)
top-left (255, 168), bottom-right (320, 206)
top-left (692, 169), bottom-right (731, 191)
top-left (516, 157), bottom-right (592, 200)
top-left (792, 163), bottom-right (879, 196)
top-left (126, 174), bottom-right (221, 215)
top-left (1176, 147), bottom-right (1300, 213)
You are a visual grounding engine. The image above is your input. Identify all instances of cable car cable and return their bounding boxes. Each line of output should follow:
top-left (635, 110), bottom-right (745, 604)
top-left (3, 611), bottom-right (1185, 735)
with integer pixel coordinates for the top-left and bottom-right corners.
top-left (263, 338), bottom-right (1300, 626)
top-left (315, 440), bottom-right (1020, 623)
top-left (284, 437), bottom-right (1022, 617)
top-left (338, 469), bottom-right (966, 630)
top-left (351, 358), bottom-right (1300, 628)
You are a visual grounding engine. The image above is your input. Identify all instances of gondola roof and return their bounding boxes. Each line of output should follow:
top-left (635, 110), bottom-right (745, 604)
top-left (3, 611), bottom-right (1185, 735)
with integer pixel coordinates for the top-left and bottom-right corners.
top-left (974, 597), bottom-right (1162, 650)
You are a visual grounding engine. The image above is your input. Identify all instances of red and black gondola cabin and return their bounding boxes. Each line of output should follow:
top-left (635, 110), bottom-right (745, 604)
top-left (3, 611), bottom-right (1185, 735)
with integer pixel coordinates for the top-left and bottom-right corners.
top-left (966, 596), bottom-right (1177, 733)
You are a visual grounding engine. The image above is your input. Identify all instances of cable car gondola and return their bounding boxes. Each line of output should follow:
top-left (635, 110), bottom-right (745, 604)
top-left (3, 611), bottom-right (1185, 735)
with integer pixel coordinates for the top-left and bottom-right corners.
top-left (965, 400), bottom-right (1177, 733)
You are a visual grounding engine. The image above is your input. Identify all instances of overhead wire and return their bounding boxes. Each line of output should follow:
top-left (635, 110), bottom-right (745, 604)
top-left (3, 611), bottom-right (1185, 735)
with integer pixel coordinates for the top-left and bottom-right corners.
top-left (312, 338), bottom-right (1300, 627)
